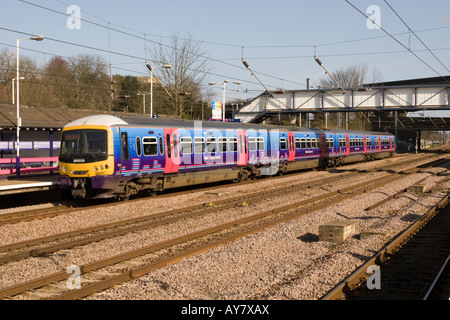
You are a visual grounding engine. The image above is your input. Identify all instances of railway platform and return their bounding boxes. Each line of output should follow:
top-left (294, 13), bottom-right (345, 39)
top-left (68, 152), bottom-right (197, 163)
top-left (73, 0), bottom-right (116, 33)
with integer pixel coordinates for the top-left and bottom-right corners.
top-left (0, 173), bottom-right (59, 196)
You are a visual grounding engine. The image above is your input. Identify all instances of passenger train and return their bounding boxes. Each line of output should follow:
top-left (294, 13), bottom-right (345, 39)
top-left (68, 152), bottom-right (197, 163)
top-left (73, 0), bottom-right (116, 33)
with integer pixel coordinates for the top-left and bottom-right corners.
top-left (58, 115), bottom-right (396, 199)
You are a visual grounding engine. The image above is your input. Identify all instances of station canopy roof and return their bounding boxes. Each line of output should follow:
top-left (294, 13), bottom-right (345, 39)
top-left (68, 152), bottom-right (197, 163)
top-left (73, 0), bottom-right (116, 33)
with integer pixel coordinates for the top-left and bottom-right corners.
top-left (0, 103), bottom-right (175, 130)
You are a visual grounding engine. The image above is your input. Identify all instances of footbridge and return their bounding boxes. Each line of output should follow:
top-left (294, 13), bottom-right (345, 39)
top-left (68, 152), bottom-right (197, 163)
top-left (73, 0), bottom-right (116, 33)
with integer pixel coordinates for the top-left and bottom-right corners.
top-left (234, 84), bottom-right (450, 131)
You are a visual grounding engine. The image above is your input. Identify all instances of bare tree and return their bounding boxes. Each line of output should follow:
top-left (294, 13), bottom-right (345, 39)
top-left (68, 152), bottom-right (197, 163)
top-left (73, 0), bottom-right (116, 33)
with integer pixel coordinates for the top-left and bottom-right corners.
top-left (319, 63), bottom-right (381, 88)
top-left (150, 33), bottom-right (211, 117)
top-left (68, 54), bottom-right (110, 110)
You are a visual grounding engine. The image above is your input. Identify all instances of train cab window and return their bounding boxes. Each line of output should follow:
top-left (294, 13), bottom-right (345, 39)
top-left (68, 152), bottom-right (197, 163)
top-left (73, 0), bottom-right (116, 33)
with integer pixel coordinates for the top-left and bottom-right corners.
top-left (159, 137), bottom-right (164, 155)
top-left (229, 137), bottom-right (237, 152)
top-left (143, 137), bottom-right (158, 156)
top-left (257, 137), bottom-right (265, 151)
top-left (194, 137), bottom-right (205, 154)
top-left (207, 137), bottom-right (217, 153)
top-left (180, 137), bottom-right (192, 154)
top-left (219, 137), bottom-right (227, 153)
top-left (280, 137), bottom-right (287, 150)
top-left (136, 137), bottom-right (142, 157)
top-left (248, 137), bottom-right (257, 151)
top-left (301, 138), bottom-right (306, 149)
top-left (295, 138), bottom-right (301, 150)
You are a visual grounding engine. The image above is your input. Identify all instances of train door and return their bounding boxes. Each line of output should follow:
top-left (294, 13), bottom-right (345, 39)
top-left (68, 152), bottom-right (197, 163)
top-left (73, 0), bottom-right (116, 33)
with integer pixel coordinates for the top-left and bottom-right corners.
top-left (345, 134), bottom-right (350, 156)
top-left (319, 133), bottom-right (326, 158)
top-left (363, 135), bottom-right (367, 154)
top-left (378, 135), bottom-right (382, 152)
top-left (288, 132), bottom-right (295, 161)
top-left (119, 129), bottom-right (133, 175)
top-left (164, 128), bottom-right (180, 174)
top-left (389, 136), bottom-right (393, 151)
top-left (237, 130), bottom-right (248, 166)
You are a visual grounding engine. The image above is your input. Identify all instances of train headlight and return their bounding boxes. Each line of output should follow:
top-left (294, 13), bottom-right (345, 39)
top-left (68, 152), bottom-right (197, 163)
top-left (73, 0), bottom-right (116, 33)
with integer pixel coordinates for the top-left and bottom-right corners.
top-left (60, 166), bottom-right (66, 172)
top-left (100, 165), bottom-right (104, 170)
top-left (94, 167), bottom-right (98, 172)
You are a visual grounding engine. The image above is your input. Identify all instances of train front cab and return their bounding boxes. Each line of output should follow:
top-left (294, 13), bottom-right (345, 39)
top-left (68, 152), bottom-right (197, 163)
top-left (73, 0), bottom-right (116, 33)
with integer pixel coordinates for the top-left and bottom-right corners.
top-left (58, 125), bottom-right (115, 198)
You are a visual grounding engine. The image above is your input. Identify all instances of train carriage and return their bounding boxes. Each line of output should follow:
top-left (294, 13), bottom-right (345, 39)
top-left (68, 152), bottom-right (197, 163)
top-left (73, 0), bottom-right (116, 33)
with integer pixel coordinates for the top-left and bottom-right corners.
top-left (58, 115), bottom-right (396, 199)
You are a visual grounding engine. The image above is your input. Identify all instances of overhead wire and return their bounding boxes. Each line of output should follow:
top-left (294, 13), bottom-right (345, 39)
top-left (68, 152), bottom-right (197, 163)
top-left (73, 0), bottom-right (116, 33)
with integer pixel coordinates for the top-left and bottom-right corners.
top-left (16, 0), bottom-right (305, 88)
top-left (383, 0), bottom-right (450, 74)
top-left (6, 0), bottom-right (450, 94)
top-left (344, 0), bottom-right (449, 82)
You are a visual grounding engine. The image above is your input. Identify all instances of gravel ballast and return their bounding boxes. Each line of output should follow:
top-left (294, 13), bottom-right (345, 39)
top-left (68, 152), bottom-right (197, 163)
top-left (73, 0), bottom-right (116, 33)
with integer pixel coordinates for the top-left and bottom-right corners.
top-left (0, 153), bottom-right (448, 300)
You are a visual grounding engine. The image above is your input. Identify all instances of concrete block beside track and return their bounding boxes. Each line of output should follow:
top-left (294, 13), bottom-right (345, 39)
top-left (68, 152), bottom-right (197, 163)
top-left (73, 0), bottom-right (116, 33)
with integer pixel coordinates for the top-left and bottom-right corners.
top-left (319, 220), bottom-right (356, 243)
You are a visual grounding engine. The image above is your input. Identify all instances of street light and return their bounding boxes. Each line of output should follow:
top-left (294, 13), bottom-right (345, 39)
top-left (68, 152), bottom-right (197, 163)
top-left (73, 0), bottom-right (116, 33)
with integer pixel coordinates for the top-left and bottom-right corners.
top-left (145, 62), bottom-right (172, 117)
top-left (209, 80), bottom-right (241, 122)
top-left (12, 77), bottom-right (25, 104)
top-left (16, 35), bottom-right (44, 178)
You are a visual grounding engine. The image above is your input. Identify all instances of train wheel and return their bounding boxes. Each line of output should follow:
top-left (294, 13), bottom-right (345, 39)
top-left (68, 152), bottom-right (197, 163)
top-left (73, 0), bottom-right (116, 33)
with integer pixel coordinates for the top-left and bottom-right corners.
top-left (318, 159), bottom-right (328, 171)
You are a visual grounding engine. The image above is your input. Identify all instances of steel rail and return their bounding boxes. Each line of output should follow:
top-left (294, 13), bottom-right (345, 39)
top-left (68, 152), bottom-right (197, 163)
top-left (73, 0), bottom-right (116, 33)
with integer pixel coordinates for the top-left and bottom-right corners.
top-left (423, 253), bottom-right (450, 300)
top-left (0, 156), bottom-right (437, 266)
top-left (0, 164), bottom-right (420, 299)
top-left (321, 192), bottom-right (450, 300)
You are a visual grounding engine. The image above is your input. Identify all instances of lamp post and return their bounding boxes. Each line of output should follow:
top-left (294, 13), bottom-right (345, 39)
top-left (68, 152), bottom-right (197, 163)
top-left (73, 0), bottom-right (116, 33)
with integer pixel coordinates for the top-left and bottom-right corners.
top-left (209, 80), bottom-right (241, 121)
top-left (145, 62), bottom-right (172, 118)
top-left (12, 77), bottom-right (25, 104)
top-left (16, 35), bottom-right (44, 178)
top-left (137, 92), bottom-right (147, 114)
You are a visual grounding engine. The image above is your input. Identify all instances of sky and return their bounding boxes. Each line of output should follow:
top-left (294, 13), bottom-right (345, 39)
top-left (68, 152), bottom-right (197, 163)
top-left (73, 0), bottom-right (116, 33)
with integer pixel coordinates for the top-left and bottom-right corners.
top-left (1, 0), bottom-right (450, 104)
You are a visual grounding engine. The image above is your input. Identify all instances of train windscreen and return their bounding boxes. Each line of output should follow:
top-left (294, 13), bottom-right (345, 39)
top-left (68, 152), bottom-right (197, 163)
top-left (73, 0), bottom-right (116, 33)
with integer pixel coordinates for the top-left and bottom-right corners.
top-left (60, 129), bottom-right (108, 163)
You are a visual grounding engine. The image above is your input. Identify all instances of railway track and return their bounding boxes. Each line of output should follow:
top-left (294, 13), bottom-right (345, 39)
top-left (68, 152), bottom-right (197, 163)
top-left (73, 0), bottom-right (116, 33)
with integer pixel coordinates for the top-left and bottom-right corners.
top-left (322, 192), bottom-right (450, 300)
top-left (0, 155), bottom-right (447, 300)
top-left (0, 154), bottom-right (446, 267)
top-left (0, 152), bottom-right (442, 227)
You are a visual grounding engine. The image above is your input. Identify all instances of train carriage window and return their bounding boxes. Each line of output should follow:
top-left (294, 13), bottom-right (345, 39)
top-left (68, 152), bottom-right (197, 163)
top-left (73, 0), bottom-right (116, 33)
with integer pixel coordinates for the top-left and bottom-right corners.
top-left (173, 134), bottom-right (178, 156)
top-left (301, 138), bottom-right (306, 149)
top-left (159, 137), bottom-right (164, 155)
top-left (180, 137), bottom-right (192, 154)
top-left (257, 137), bottom-right (265, 151)
top-left (295, 138), bottom-right (301, 150)
top-left (219, 137), bottom-right (227, 153)
top-left (306, 138), bottom-right (311, 149)
top-left (248, 137), bottom-right (257, 151)
top-left (229, 137), bottom-right (237, 152)
top-left (207, 137), bottom-right (217, 153)
top-left (166, 134), bottom-right (172, 158)
top-left (328, 138), bottom-right (334, 148)
top-left (280, 137), bottom-right (287, 150)
top-left (136, 137), bottom-right (142, 157)
top-left (143, 137), bottom-right (158, 156)
top-left (239, 136), bottom-right (243, 154)
top-left (194, 137), bottom-right (205, 154)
